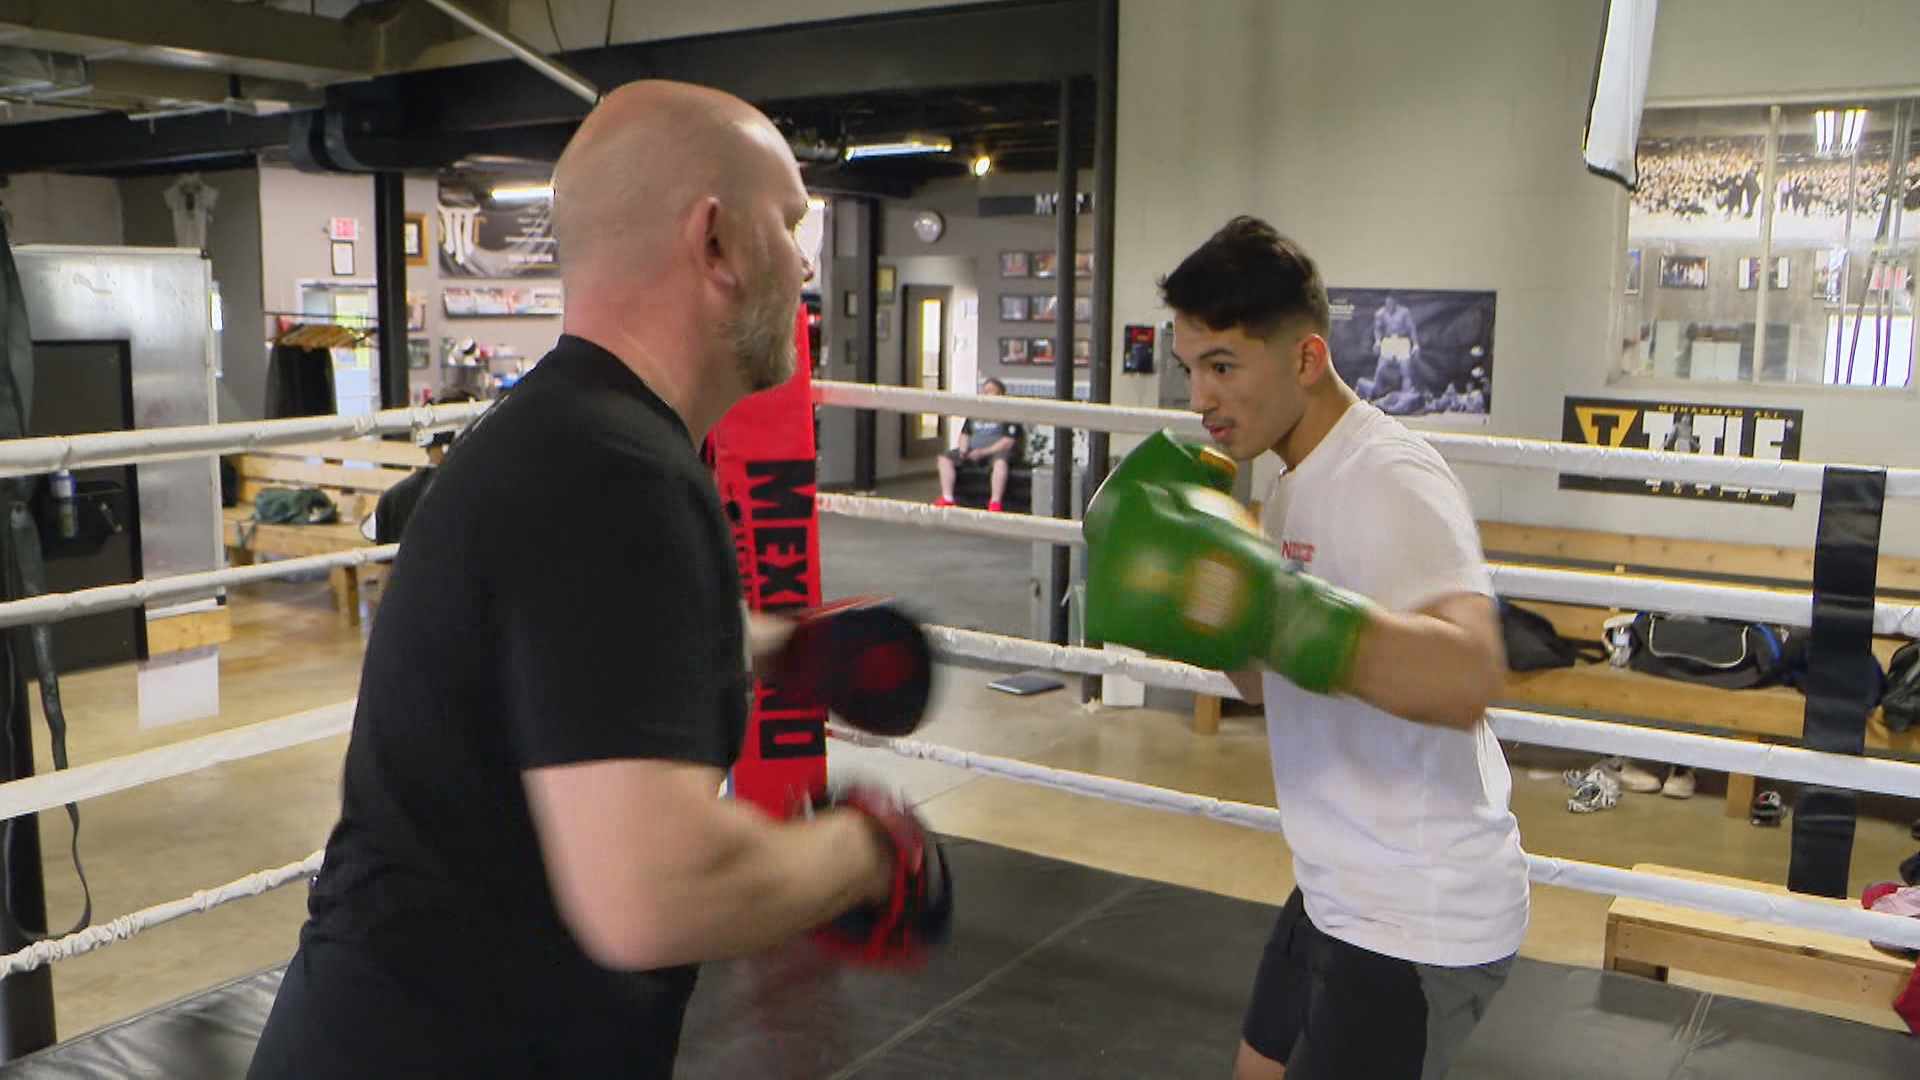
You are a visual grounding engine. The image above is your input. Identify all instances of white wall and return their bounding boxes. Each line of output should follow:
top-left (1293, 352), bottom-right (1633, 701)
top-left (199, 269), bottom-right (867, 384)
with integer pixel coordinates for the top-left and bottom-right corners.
top-left (1648, 0), bottom-right (1920, 103)
top-left (1, 174), bottom-right (122, 246)
top-left (1114, 0), bottom-right (1920, 554)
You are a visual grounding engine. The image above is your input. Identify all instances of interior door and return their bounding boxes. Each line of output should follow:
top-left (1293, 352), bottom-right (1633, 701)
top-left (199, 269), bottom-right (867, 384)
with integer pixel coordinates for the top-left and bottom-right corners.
top-left (900, 285), bottom-right (951, 459)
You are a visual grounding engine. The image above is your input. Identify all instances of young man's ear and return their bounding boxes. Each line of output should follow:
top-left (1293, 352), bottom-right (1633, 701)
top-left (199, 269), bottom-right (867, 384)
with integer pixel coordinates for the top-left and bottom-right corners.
top-left (1295, 332), bottom-right (1332, 385)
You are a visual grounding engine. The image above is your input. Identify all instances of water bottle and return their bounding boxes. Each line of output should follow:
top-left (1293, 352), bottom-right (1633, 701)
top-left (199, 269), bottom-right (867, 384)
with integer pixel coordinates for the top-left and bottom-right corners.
top-left (50, 469), bottom-right (78, 540)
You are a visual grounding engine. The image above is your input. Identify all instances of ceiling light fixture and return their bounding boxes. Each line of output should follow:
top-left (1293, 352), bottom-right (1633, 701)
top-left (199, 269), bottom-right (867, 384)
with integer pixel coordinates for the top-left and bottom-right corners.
top-left (490, 182), bottom-right (553, 202)
top-left (843, 135), bottom-right (953, 161)
top-left (972, 154), bottom-right (992, 177)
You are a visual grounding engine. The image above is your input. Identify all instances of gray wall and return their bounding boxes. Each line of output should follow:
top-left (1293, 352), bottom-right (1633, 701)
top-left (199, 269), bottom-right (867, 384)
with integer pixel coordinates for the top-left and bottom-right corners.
top-left (868, 171), bottom-right (1094, 479)
top-left (120, 169), bottom-right (266, 422)
top-left (1, 173), bottom-right (122, 246)
top-left (1111, 0), bottom-right (1920, 555)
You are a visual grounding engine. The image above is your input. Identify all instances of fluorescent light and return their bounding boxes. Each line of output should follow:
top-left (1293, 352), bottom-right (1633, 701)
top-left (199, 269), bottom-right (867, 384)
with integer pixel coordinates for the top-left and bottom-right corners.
top-left (490, 183), bottom-right (553, 202)
top-left (971, 154), bottom-right (992, 177)
top-left (843, 136), bottom-right (952, 161)
top-left (1813, 108), bottom-right (1868, 156)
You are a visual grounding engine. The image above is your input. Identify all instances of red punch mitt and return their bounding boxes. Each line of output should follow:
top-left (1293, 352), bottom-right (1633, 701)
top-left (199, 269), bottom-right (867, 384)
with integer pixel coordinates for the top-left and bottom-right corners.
top-left (770, 597), bottom-right (934, 737)
top-left (805, 783), bottom-right (952, 969)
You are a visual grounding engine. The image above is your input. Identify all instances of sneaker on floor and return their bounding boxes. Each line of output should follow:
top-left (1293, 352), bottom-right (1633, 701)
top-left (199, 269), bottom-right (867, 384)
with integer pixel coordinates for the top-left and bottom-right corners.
top-left (987, 500), bottom-right (1003, 512)
top-left (1567, 780), bottom-right (1619, 814)
top-left (1562, 764), bottom-right (1621, 794)
top-left (1750, 790), bottom-right (1785, 826)
top-left (1660, 767), bottom-right (1696, 799)
top-left (932, 496), bottom-right (955, 507)
top-left (1616, 760), bottom-right (1665, 794)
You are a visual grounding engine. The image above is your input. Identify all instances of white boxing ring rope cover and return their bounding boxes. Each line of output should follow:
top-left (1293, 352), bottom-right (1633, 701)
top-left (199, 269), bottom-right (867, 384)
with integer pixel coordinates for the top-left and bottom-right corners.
top-left (816, 494), bottom-right (1920, 638)
top-left (827, 723), bottom-right (1920, 954)
top-left (811, 380), bottom-right (1920, 498)
top-left (1, 388), bottom-right (1919, 982)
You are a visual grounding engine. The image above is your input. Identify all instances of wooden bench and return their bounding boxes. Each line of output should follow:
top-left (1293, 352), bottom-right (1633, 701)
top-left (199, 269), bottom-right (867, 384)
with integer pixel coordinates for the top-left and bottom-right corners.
top-left (1481, 520), bottom-right (1920, 815)
top-left (221, 438), bottom-right (428, 624)
top-left (1605, 862), bottom-right (1914, 1016)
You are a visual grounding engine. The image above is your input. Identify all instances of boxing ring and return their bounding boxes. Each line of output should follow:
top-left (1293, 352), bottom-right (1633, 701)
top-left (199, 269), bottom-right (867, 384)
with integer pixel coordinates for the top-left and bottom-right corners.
top-left (0, 387), bottom-right (1918, 1077)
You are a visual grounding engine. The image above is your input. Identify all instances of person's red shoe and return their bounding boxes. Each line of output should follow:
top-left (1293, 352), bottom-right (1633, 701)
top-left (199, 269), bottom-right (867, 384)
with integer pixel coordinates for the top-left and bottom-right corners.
top-left (987, 500), bottom-right (1003, 512)
top-left (932, 496), bottom-right (954, 507)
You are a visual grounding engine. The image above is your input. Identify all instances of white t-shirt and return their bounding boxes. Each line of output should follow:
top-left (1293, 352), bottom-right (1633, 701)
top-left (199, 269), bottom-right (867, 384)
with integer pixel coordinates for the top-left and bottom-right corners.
top-left (1258, 402), bottom-right (1530, 967)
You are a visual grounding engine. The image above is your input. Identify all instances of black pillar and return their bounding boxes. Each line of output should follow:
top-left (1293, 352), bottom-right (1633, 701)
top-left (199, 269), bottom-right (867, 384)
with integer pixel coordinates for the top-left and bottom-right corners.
top-left (372, 172), bottom-right (411, 410)
top-left (850, 198), bottom-right (879, 492)
top-left (1048, 77), bottom-right (1081, 647)
top-left (1078, 1), bottom-right (1119, 696)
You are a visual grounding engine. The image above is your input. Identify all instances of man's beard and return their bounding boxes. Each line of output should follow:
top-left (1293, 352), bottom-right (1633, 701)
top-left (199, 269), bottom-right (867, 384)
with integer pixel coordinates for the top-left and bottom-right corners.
top-left (725, 262), bottom-right (798, 393)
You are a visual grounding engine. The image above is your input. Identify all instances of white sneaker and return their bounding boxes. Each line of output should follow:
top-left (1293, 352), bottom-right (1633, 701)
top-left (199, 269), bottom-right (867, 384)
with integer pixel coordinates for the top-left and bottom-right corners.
top-left (1661, 767), bottom-right (1696, 799)
top-left (1616, 760), bottom-right (1665, 794)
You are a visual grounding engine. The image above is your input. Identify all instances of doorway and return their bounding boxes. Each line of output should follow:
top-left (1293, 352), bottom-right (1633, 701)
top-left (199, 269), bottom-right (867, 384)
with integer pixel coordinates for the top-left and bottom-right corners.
top-left (900, 285), bottom-right (951, 459)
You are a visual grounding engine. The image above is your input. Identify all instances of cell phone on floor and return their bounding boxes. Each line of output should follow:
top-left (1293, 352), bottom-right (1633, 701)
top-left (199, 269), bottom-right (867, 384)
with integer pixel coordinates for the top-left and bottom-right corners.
top-left (988, 671), bottom-right (1065, 696)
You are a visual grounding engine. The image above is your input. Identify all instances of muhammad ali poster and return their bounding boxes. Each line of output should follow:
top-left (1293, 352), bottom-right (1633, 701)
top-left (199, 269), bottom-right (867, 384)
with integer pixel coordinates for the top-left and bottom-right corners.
top-left (436, 183), bottom-right (557, 279)
top-left (1325, 288), bottom-right (1495, 418)
top-left (1559, 396), bottom-right (1803, 507)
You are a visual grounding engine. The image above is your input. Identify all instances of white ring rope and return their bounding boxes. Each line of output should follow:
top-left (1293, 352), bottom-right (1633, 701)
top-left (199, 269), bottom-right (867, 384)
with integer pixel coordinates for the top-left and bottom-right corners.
top-left (828, 724), bottom-right (1920, 953)
top-left (0, 547), bottom-right (397, 631)
top-left (814, 495), bottom-right (1920, 638)
top-left (0, 702), bottom-right (354, 823)
top-left (811, 380), bottom-right (1920, 498)
top-left (0, 402), bottom-right (488, 481)
top-left (0, 851), bottom-right (323, 979)
top-left (927, 627), bottom-right (1920, 799)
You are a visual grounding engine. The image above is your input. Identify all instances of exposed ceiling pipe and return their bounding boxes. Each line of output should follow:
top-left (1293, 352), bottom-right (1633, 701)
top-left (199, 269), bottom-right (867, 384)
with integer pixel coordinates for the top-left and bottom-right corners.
top-left (416, 0), bottom-right (599, 107)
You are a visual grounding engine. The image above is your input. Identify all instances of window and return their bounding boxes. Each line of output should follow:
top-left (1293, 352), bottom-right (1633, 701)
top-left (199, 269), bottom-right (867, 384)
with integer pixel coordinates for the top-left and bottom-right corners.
top-left (1617, 98), bottom-right (1918, 388)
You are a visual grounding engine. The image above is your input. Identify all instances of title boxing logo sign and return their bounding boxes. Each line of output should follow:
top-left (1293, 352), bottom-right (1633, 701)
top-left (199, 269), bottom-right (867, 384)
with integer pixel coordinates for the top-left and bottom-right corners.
top-left (1558, 396), bottom-right (1804, 507)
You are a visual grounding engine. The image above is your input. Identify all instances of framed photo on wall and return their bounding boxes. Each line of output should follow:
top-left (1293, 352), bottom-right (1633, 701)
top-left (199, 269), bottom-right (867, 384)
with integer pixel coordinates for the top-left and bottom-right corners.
top-left (1075, 251), bottom-right (1094, 278)
top-left (999, 337), bottom-right (1030, 364)
top-left (1073, 338), bottom-right (1091, 365)
top-left (1029, 294), bottom-right (1058, 321)
top-left (402, 214), bottom-right (427, 266)
top-left (876, 265), bottom-right (896, 303)
top-left (1032, 251), bottom-right (1058, 279)
top-left (1073, 296), bottom-right (1092, 323)
top-left (1658, 254), bottom-right (1707, 289)
top-left (1000, 294), bottom-right (1028, 322)
top-left (330, 241), bottom-right (355, 277)
top-left (999, 251), bottom-right (1030, 278)
top-left (1029, 337), bottom-right (1056, 364)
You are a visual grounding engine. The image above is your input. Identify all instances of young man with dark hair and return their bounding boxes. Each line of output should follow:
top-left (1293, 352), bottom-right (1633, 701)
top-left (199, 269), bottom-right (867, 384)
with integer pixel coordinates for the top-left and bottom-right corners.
top-left (1083, 215), bottom-right (1528, 1079)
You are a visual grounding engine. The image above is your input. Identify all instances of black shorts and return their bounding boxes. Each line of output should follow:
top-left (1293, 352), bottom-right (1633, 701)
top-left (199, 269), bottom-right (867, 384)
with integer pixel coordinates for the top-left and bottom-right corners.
top-left (1241, 890), bottom-right (1513, 1080)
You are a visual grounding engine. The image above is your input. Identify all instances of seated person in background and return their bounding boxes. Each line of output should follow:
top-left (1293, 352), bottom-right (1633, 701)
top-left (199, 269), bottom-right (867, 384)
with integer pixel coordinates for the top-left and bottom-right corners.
top-left (365, 389), bottom-right (481, 545)
top-left (933, 377), bottom-right (1019, 512)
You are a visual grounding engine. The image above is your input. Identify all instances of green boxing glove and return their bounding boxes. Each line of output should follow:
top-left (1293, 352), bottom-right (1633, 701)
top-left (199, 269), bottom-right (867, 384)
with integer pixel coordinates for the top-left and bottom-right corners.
top-left (1087, 430), bottom-right (1238, 521)
top-left (1083, 480), bottom-right (1376, 694)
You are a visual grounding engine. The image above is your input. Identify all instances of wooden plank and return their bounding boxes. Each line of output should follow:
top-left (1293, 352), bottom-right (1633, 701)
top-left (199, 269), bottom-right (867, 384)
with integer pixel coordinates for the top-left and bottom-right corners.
top-left (254, 439), bottom-right (429, 469)
top-left (1608, 921), bottom-right (1909, 1007)
top-left (222, 519), bottom-right (367, 559)
top-left (1499, 663), bottom-right (1920, 753)
top-left (1192, 693), bottom-right (1221, 736)
top-left (145, 606), bottom-right (232, 654)
top-left (1609, 863), bottom-right (1916, 975)
top-left (237, 457), bottom-right (410, 494)
top-left (1479, 520), bottom-right (1920, 594)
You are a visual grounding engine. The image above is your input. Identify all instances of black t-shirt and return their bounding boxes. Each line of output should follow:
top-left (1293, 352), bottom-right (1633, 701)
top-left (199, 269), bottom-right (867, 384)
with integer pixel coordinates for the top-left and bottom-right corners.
top-left (371, 465), bottom-right (436, 545)
top-left (248, 336), bottom-right (750, 1079)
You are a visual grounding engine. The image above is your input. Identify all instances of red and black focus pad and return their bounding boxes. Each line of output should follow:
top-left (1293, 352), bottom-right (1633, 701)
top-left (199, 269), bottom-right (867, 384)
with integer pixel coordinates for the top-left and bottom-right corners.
top-left (770, 597), bottom-right (934, 737)
top-left (807, 783), bottom-right (952, 969)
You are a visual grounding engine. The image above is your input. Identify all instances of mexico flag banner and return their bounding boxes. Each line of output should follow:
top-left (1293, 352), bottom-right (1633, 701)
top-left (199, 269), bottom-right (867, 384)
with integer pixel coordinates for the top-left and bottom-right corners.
top-left (707, 310), bottom-right (828, 812)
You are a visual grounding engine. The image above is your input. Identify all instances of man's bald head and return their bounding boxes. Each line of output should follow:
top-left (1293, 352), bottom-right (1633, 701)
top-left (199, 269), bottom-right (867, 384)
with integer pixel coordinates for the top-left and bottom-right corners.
top-left (550, 80), bottom-right (798, 279)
